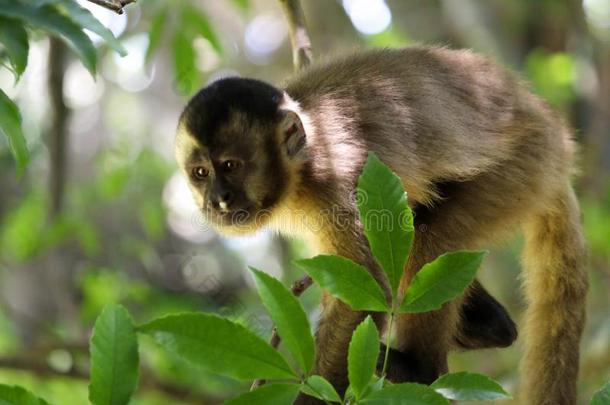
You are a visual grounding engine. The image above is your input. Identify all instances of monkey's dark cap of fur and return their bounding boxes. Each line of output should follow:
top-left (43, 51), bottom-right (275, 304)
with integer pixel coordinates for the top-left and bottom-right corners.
top-left (181, 77), bottom-right (283, 140)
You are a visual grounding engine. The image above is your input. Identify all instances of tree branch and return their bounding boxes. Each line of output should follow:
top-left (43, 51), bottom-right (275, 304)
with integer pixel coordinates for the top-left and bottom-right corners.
top-left (48, 38), bottom-right (68, 217)
top-left (84, 0), bottom-right (136, 15)
top-left (278, 0), bottom-right (313, 70)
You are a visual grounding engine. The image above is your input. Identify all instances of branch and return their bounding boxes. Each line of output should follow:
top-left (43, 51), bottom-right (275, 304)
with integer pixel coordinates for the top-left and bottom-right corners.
top-left (84, 0), bottom-right (136, 15)
top-left (278, 0), bottom-right (313, 70)
top-left (48, 38), bottom-right (68, 217)
top-left (250, 275), bottom-right (313, 390)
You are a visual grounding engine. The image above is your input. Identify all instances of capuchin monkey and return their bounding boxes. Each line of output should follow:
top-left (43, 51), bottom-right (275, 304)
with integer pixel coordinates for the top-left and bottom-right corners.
top-left (175, 46), bottom-right (587, 405)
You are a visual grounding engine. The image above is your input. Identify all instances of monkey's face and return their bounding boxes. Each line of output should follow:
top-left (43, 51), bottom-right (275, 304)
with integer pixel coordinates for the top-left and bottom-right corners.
top-left (175, 78), bottom-right (307, 235)
top-left (176, 110), bottom-right (306, 236)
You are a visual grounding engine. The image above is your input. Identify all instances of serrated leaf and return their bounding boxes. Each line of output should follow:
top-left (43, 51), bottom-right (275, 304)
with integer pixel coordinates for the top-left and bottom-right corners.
top-left (431, 372), bottom-right (511, 401)
top-left (182, 4), bottom-right (222, 53)
top-left (301, 376), bottom-right (342, 403)
top-left (225, 383), bottom-right (301, 405)
top-left (361, 383), bottom-right (449, 405)
top-left (295, 255), bottom-right (389, 312)
top-left (357, 152), bottom-right (414, 297)
top-left (138, 313), bottom-right (297, 380)
top-left (54, 0), bottom-right (127, 56)
top-left (89, 304), bottom-right (139, 405)
top-left (145, 7), bottom-right (167, 63)
top-left (348, 316), bottom-right (380, 399)
top-left (0, 1), bottom-right (97, 75)
top-left (0, 89), bottom-right (28, 174)
top-left (0, 384), bottom-right (50, 405)
top-left (400, 251), bottom-right (486, 313)
top-left (591, 381), bottom-right (610, 405)
top-left (0, 16), bottom-right (29, 79)
top-left (171, 30), bottom-right (197, 95)
top-left (250, 268), bottom-right (315, 375)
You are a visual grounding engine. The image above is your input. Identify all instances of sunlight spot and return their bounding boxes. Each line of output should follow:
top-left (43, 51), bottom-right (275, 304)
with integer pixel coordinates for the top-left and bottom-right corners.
top-left (64, 61), bottom-right (105, 108)
top-left (343, 0), bottom-right (392, 35)
top-left (244, 13), bottom-right (287, 63)
top-left (77, 0), bottom-right (128, 45)
top-left (584, 0), bottom-right (610, 29)
top-left (107, 34), bottom-right (154, 92)
top-left (163, 172), bottom-right (216, 244)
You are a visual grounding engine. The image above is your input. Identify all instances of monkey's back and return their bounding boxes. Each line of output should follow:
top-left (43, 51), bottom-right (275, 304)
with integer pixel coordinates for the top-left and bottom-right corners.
top-left (285, 46), bottom-right (574, 206)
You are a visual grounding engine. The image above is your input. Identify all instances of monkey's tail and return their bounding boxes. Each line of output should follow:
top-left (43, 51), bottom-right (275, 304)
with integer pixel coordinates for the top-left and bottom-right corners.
top-left (520, 183), bottom-right (587, 405)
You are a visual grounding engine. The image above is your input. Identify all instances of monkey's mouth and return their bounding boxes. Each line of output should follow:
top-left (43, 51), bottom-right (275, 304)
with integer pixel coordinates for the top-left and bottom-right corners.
top-left (204, 204), bottom-right (261, 230)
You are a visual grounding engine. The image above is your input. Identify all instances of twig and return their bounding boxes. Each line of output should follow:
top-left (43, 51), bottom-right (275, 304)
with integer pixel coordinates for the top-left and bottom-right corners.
top-left (278, 0), bottom-right (313, 70)
top-left (251, 275), bottom-right (313, 390)
top-left (84, 0), bottom-right (137, 15)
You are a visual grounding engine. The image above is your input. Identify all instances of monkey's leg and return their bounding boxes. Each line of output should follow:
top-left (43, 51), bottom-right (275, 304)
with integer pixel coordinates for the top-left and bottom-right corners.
top-left (520, 185), bottom-right (587, 405)
top-left (314, 293), bottom-right (367, 388)
top-left (391, 228), bottom-right (463, 384)
top-left (294, 293), bottom-right (369, 405)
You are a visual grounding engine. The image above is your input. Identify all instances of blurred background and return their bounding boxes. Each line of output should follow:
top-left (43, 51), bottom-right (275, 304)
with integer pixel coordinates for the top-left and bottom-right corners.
top-left (0, 0), bottom-right (609, 403)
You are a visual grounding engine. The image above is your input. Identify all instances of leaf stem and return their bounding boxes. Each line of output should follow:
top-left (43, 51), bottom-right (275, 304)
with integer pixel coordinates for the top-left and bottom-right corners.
top-left (381, 312), bottom-right (394, 377)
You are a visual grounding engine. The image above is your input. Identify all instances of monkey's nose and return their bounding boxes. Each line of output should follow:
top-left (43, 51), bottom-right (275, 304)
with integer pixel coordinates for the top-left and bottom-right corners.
top-left (218, 191), bottom-right (234, 212)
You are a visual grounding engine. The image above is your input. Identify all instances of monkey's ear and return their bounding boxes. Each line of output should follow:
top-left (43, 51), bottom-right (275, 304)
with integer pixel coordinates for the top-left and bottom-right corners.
top-left (280, 110), bottom-right (306, 157)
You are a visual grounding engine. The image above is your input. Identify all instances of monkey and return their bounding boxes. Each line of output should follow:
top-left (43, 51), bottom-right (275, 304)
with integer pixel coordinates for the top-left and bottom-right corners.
top-left (174, 46), bottom-right (587, 405)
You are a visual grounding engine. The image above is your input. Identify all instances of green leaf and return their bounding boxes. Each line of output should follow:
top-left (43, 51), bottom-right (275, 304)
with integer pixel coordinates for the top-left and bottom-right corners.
top-left (0, 89), bottom-right (28, 174)
top-left (171, 29), bottom-right (197, 95)
top-left (0, 384), bottom-right (50, 405)
top-left (301, 376), bottom-right (342, 403)
top-left (182, 4), bottom-right (222, 53)
top-left (145, 7), bottom-right (167, 63)
top-left (225, 384), bottom-right (301, 405)
top-left (54, 0), bottom-right (127, 56)
top-left (400, 251), bottom-right (486, 313)
top-left (89, 304), bottom-right (139, 405)
top-left (361, 383), bottom-right (449, 405)
top-left (138, 312), bottom-right (297, 381)
top-left (250, 268), bottom-right (315, 375)
top-left (348, 316), bottom-right (380, 399)
top-left (0, 16), bottom-right (29, 79)
top-left (591, 381), bottom-right (610, 405)
top-left (0, 1), bottom-right (97, 75)
top-left (357, 152), bottom-right (414, 297)
top-left (430, 372), bottom-right (511, 401)
top-left (295, 255), bottom-right (389, 312)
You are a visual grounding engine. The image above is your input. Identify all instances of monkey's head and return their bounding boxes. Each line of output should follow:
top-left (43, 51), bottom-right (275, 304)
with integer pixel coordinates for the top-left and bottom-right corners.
top-left (175, 77), bottom-right (307, 235)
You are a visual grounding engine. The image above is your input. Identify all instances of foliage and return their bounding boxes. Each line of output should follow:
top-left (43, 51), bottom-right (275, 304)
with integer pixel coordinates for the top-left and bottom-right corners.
top-left (590, 381), bottom-right (610, 405)
top-left (144, 1), bottom-right (222, 95)
top-left (0, 0), bottom-right (126, 172)
top-left (0, 384), bottom-right (50, 405)
top-left (1, 154), bottom-right (511, 404)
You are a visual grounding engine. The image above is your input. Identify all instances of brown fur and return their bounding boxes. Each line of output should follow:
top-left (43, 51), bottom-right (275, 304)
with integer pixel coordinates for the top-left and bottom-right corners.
top-left (176, 46), bottom-right (587, 404)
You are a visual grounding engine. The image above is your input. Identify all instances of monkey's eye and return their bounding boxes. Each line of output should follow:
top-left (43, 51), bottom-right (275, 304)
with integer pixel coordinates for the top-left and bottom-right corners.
top-left (192, 166), bottom-right (209, 180)
top-left (222, 160), bottom-right (241, 171)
